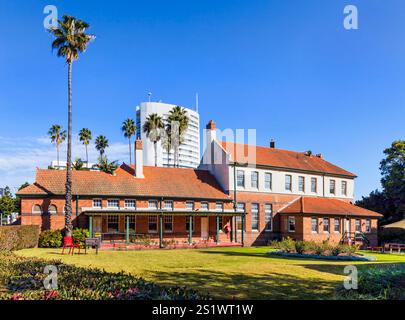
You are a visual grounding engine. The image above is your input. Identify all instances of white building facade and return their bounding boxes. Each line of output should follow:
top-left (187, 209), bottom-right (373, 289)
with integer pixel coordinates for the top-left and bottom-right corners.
top-left (136, 102), bottom-right (200, 168)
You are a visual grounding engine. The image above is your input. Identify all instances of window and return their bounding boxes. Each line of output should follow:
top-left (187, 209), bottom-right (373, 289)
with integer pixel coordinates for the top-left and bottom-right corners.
top-left (288, 216), bottom-right (295, 232)
top-left (186, 216), bottom-right (194, 231)
top-left (236, 203), bottom-right (245, 231)
top-left (148, 200), bottom-right (158, 210)
top-left (341, 181), bottom-right (347, 196)
top-left (311, 177), bottom-right (317, 193)
top-left (129, 216), bottom-right (136, 232)
top-left (237, 170), bottom-right (245, 188)
top-left (217, 217), bottom-right (223, 230)
top-left (186, 201), bottom-right (194, 210)
top-left (48, 205), bottom-right (57, 215)
top-left (148, 216), bottom-right (158, 232)
top-left (355, 219), bottom-right (361, 232)
top-left (311, 217), bottom-right (318, 233)
top-left (164, 215), bottom-right (173, 232)
top-left (93, 199), bottom-right (102, 208)
top-left (334, 218), bottom-right (340, 233)
top-left (107, 199), bottom-right (119, 208)
top-left (251, 171), bottom-right (259, 189)
top-left (298, 176), bottom-right (305, 192)
top-left (365, 219), bottom-right (371, 233)
top-left (264, 173), bottom-right (272, 190)
top-left (329, 180), bottom-right (336, 194)
top-left (32, 205), bottom-right (42, 215)
top-left (164, 201), bottom-right (173, 210)
top-left (107, 215), bottom-right (119, 232)
top-left (251, 203), bottom-right (259, 231)
top-left (215, 202), bottom-right (223, 211)
top-left (125, 200), bottom-right (136, 209)
top-left (323, 218), bottom-right (330, 233)
top-left (200, 202), bottom-right (208, 210)
top-left (285, 175), bottom-right (292, 191)
top-left (265, 204), bottom-right (272, 231)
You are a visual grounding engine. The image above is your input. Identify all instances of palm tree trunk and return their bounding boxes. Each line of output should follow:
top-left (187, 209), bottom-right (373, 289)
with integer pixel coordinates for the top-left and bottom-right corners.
top-left (64, 62), bottom-right (73, 237)
top-left (85, 144), bottom-right (88, 168)
top-left (128, 138), bottom-right (132, 165)
top-left (57, 144), bottom-right (60, 168)
top-left (154, 141), bottom-right (157, 167)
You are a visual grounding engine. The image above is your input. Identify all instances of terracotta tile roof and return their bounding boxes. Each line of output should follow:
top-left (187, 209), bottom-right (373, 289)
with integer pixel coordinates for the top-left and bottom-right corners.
top-left (219, 141), bottom-right (356, 177)
top-left (279, 196), bottom-right (382, 218)
top-left (17, 164), bottom-right (230, 200)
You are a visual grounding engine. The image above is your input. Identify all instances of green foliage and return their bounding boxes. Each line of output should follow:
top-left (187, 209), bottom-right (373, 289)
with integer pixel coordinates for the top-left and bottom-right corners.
top-left (339, 244), bottom-right (357, 256)
top-left (275, 237), bottom-right (296, 253)
top-left (95, 135), bottom-right (109, 157)
top-left (0, 189), bottom-right (18, 215)
top-left (72, 228), bottom-right (90, 248)
top-left (0, 251), bottom-right (208, 300)
top-left (336, 265), bottom-right (405, 300)
top-left (0, 226), bottom-right (40, 250)
top-left (73, 158), bottom-right (85, 170)
top-left (97, 156), bottom-right (119, 174)
top-left (294, 241), bottom-right (305, 254)
top-left (38, 230), bottom-right (63, 248)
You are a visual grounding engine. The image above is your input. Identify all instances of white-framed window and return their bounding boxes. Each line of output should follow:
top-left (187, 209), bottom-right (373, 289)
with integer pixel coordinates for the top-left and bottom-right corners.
top-left (311, 217), bottom-right (318, 233)
top-left (164, 201), bottom-right (173, 210)
top-left (107, 215), bottom-right (119, 232)
top-left (330, 180), bottom-right (336, 194)
top-left (264, 172), bottom-right (272, 190)
top-left (48, 204), bottom-right (57, 215)
top-left (124, 200), bottom-right (136, 209)
top-left (93, 199), bottom-right (102, 208)
top-left (200, 202), bottom-right (209, 210)
top-left (148, 200), bottom-right (158, 210)
top-left (186, 201), bottom-right (194, 210)
top-left (129, 216), bottom-right (136, 232)
top-left (365, 219), bottom-right (371, 233)
top-left (107, 199), bottom-right (119, 208)
top-left (288, 216), bottom-right (296, 232)
top-left (251, 203), bottom-right (259, 231)
top-left (355, 219), bottom-right (361, 232)
top-left (298, 176), bottom-right (305, 192)
top-left (186, 216), bottom-right (194, 231)
top-left (215, 202), bottom-right (223, 211)
top-left (164, 215), bottom-right (173, 232)
top-left (236, 170), bottom-right (245, 188)
top-left (341, 181), bottom-right (347, 196)
top-left (251, 171), bottom-right (259, 189)
top-left (32, 204), bottom-right (42, 215)
top-left (236, 203), bottom-right (245, 231)
top-left (285, 175), bottom-right (292, 191)
top-left (148, 215), bottom-right (158, 232)
top-left (334, 218), bottom-right (340, 233)
top-left (311, 177), bottom-right (317, 193)
top-left (323, 218), bottom-right (330, 233)
top-left (265, 204), bottom-right (272, 231)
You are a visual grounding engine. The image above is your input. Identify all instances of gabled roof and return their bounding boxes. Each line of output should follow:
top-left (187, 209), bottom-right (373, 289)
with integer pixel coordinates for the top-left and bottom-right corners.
top-left (219, 141), bottom-right (356, 177)
top-left (17, 164), bottom-right (230, 200)
top-left (279, 196), bottom-right (382, 218)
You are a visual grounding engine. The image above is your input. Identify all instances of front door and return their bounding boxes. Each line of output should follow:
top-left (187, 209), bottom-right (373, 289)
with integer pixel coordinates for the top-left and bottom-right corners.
top-left (344, 218), bottom-right (350, 235)
top-left (201, 217), bottom-right (209, 239)
top-left (93, 217), bottom-right (102, 236)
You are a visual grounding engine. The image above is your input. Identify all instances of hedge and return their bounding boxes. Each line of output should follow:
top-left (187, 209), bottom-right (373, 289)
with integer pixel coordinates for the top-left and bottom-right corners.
top-left (0, 225), bottom-right (40, 251)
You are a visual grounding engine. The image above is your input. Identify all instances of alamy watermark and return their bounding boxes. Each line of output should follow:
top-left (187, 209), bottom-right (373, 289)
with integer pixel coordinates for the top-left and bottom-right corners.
top-left (343, 5), bottom-right (358, 30)
top-left (343, 265), bottom-right (358, 290)
top-left (43, 265), bottom-right (58, 290)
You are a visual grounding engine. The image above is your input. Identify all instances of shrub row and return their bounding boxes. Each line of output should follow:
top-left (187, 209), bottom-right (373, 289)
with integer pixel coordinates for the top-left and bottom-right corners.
top-left (0, 225), bottom-right (40, 251)
top-left (271, 237), bottom-right (357, 256)
top-left (38, 228), bottom-right (89, 248)
top-left (0, 251), bottom-right (208, 300)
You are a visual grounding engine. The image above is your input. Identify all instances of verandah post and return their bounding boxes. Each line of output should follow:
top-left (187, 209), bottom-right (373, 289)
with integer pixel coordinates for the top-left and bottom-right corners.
top-left (89, 216), bottom-right (93, 238)
top-left (126, 215), bottom-right (129, 244)
top-left (159, 214), bottom-right (163, 248)
top-left (188, 216), bottom-right (192, 245)
top-left (216, 215), bottom-right (220, 244)
top-left (241, 213), bottom-right (245, 247)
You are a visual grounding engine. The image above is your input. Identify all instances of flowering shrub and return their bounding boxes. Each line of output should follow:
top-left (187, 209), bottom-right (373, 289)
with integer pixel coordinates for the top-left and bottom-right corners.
top-left (72, 228), bottom-right (90, 248)
top-left (0, 251), bottom-right (208, 300)
top-left (39, 230), bottom-right (63, 248)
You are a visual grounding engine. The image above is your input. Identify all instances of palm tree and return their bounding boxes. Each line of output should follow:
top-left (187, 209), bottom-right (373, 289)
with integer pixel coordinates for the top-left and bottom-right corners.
top-left (167, 106), bottom-right (189, 167)
top-left (78, 128), bottom-right (92, 167)
top-left (49, 15), bottom-right (94, 237)
top-left (142, 113), bottom-right (164, 167)
top-left (95, 135), bottom-right (109, 158)
top-left (121, 118), bottom-right (136, 165)
top-left (48, 124), bottom-right (66, 169)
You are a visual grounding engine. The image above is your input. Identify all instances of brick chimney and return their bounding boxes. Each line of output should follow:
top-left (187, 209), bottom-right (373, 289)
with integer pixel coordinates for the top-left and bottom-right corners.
top-left (135, 138), bottom-right (144, 178)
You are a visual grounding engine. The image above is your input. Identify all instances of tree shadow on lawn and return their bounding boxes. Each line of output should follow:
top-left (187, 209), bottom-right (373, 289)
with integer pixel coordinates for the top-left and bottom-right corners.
top-left (147, 268), bottom-right (339, 300)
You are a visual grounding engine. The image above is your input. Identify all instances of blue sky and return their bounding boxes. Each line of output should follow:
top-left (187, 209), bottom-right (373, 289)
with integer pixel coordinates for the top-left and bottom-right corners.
top-left (0, 0), bottom-right (404, 198)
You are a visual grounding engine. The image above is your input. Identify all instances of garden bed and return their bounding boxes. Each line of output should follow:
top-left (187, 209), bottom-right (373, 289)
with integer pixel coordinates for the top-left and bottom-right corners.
top-left (268, 250), bottom-right (376, 261)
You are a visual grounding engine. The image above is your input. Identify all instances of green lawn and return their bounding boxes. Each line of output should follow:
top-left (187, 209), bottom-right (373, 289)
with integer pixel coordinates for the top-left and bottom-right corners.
top-left (16, 247), bottom-right (405, 299)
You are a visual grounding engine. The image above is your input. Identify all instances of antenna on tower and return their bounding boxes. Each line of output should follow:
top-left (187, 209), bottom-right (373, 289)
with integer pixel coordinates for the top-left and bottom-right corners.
top-left (148, 92), bottom-right (152, 102)
top-left (195, 92), bottom-right (199, 112)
